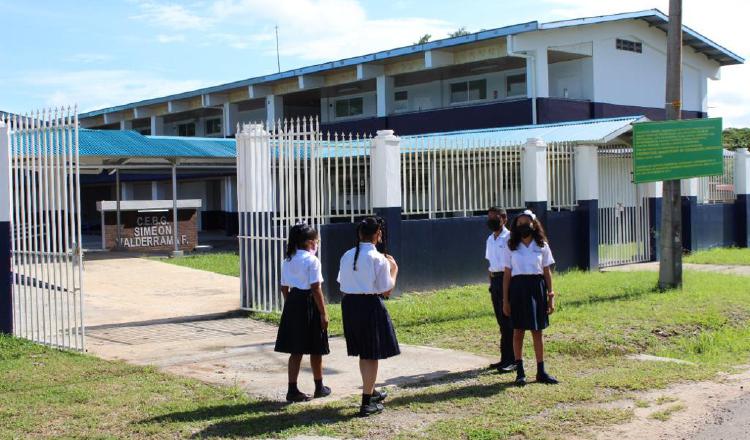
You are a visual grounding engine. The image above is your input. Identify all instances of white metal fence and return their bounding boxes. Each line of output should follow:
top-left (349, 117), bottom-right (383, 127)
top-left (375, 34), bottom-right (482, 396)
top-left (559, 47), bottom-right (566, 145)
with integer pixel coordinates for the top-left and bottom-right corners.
top-left (597, 146), bottom-right (651, 268)
top-left (400, 135), bottom-right (524, 217)
top-left (4, 109), bottom-right (85, 351)
top-left (698, 149), bottom-right (736, 204)
top-left (547, 142), bottom-right (577, 211)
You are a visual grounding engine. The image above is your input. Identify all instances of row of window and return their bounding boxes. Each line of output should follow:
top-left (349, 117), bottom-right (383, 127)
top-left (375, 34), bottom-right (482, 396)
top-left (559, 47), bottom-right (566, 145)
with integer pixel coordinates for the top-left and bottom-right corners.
top-left (332, 74), bottom-right (527, 118)
top-left (175, 119), bottom-right (223, 136)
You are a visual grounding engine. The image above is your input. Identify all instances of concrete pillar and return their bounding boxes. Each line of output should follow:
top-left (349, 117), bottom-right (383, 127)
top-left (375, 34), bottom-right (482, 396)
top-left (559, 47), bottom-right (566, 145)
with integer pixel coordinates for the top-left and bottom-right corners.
top-left (223, 102), bottom-right (239, 137)
top-left (150, 115), bottom-right (164, 136)
top-left (266, 95), bottom-right (284, 128)
top-left (151, 181), bottom-right (159, 200)
top-left (521, 137), bottom-right (548, 225)
top-left (534, 49), bottom-right (550, 98)
top-left (0, 120), bottom-right (12, 334)
top-left (644, 182), bottom-right (663, 261)
top-left (575, 145), bottom-right (599, 270)
top-left (120, 120), bottom-right (133, 131)
top-left (735, 148), bottom-right (750, 247)
top-left (680, 178), bottom-right (699, 251)
top-left (221, 176), bottom-right (238, 235)
top-left (370, 129), bottom-right (402, 292)
top-left (376, 75), bottom-right (394, 118)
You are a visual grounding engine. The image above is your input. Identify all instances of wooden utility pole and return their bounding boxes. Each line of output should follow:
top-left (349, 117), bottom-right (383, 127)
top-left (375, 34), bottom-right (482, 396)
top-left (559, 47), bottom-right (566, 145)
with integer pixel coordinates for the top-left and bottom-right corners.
top-left (659, 0), bottom-right (683, 289)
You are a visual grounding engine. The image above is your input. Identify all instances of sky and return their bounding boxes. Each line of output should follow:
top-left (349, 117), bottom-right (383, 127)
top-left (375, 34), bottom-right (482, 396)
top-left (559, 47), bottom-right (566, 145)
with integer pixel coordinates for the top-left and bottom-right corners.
top-left (1, 0), bottom-right (748, 126)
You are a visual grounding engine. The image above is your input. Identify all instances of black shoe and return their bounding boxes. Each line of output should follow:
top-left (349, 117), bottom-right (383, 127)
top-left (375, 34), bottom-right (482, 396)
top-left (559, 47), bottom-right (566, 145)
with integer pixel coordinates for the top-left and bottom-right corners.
top-left (371, 389), bottom-right (388, 403)
top-left (514, 375), bottom-right (527, 386)
top-left (488, 360), bottom-right (503, 369)
top-left (536, 373), bottom-right (559, 385)
top-left (286, 391), bottom-right (311, 402)
top-left (497, 362), bottom-right (517, 373)
top-left (313, 385), bottom-right (332, 398)
top-left (359, 402), bottom-right (384, 417)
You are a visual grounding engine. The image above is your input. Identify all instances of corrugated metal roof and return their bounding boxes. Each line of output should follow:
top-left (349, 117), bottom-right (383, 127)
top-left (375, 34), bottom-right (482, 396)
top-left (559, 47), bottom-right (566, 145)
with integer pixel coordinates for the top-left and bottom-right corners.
top-left (78, 129), bottom-right (235, 158)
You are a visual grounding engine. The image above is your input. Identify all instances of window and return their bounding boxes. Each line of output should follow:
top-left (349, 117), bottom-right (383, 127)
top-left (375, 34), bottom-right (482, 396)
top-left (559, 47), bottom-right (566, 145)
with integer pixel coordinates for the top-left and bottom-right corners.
top-left (177, 122), bottom-right (195, 137)
top-left (394, 90), bottom-right (408, 101)
top-left (506, 74), bottom-right (526, 96)
top-left (334, 97), bottom-right (364, 118)
top-left (450, 79), bottom-right (487, 103)
top-left (616, 38), bottom-right (642, 53)
top-left (205, 118), bottom-right (222, 135)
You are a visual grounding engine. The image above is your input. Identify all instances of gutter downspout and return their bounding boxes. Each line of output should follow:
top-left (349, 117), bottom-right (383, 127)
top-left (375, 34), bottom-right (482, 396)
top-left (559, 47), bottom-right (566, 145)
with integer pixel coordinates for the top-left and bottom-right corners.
top-left (507, 34), bottom-right (537, 124)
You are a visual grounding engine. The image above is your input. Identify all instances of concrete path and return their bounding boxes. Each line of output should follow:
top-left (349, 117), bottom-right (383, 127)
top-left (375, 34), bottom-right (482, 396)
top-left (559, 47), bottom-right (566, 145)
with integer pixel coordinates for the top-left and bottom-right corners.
top-left (604, 261), bottom-right (750, 276)
top-left (692, 393), bottom-right (750, 440)
top-left (83, 254), bottom-right (240, 326)
top-left (86, 316), bottom-right (490, 401)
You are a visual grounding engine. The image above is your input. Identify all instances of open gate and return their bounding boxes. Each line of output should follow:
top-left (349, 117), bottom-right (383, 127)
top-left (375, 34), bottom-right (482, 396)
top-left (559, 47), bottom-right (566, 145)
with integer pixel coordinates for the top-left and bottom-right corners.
top-left (3, 109), bottom-right (85, 351)
top-left (598, 146), bottom-right (651, 268)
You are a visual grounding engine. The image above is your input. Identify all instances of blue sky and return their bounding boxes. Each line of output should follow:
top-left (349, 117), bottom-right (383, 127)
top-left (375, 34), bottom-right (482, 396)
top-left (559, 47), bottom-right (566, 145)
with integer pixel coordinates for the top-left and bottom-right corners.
top-left (1, 0), bottom-right (748, 126)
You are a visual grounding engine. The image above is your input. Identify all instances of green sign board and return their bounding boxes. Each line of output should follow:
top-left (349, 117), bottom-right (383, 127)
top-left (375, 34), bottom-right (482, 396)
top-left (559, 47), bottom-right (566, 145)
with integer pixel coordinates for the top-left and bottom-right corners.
top-left (632, 118), bottom-right (723, 183)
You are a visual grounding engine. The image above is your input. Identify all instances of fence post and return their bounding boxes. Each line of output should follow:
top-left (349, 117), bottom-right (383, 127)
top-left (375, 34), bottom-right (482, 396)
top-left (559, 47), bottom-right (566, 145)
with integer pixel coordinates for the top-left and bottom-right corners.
top-left (644, 182), bottom-right (663, 261)
top-left (0, 119), bottom-right (12, 334)
top-left (371, 129), bottom-right (402, 279)
top-left (680, 178), bottom-right (699, 252)
top-left (522, 137), bottom-right (548, 225)
top-left (575, 145), bottom-right (599, 270)
top-left (735, 148), bottom-right (750, 247)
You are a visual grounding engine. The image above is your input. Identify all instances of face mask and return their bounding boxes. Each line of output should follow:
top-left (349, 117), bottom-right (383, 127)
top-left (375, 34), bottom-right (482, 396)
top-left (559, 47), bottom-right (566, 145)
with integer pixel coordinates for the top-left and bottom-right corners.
top-left (487, 218), bottom-right (502, 232)
top-left (517, 224), bottom-right (533, 238)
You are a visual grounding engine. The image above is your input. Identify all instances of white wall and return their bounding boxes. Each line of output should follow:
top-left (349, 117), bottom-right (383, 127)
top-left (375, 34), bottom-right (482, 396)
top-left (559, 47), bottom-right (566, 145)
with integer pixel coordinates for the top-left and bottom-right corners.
top-left (548, 57), bottom-right (593, 100)
top-left (320, 92), bottom-right (377, 123)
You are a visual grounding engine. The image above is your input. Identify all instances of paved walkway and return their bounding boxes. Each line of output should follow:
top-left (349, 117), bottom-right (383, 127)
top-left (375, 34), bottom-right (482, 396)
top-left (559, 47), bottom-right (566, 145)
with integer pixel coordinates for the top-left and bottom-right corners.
top-left (604, 261), bottom-right (750, 276)
top-left (83, 255), bottom-right (490, 401)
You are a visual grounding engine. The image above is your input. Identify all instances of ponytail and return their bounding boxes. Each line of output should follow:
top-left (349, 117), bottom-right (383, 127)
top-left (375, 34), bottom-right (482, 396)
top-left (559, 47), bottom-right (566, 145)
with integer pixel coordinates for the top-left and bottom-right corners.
top-left (285, 223), bottom-right (318, 261)
top-left (353, 216), bottom-right (382, 271)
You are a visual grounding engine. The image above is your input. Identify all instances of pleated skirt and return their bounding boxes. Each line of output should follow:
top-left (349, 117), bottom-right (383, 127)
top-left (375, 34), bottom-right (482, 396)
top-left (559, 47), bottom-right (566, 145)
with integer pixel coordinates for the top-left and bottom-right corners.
top-left (509, 274), bottom-right (549, 331)
top-left (341, 294), bottom-right (401, 360)
top-left (274, 288), bottom-right (330, 355)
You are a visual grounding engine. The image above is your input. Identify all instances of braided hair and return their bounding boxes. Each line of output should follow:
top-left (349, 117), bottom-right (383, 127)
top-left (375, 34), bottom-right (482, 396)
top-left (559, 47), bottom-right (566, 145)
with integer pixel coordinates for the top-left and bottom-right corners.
top-left (353, 217), bottom-right (382, 271)
top-left (285, 223), bottom-right (319, 261)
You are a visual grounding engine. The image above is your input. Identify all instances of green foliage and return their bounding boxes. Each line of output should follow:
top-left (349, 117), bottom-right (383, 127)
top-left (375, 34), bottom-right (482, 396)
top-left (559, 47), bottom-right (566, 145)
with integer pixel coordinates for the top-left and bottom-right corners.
top-left (684, 247), bottom-right (750, 265)
top-left (448, 27), bottom-right (471, 37)
top-left (416, 33), bottom-right (431, 44)
top-left (723, 127), bottom-right (750, 149)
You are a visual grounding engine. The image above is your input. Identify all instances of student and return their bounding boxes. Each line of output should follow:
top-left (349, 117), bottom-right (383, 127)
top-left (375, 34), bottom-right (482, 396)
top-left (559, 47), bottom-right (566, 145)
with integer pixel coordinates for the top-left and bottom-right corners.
top-left (502, 210), bottom-right (559, 386)
top-left (485, 207), bottom-right (515, 372)
top-left (338, 217), bottom-right (399, 417)
top-left (274, 223), bottom-right (331, 402)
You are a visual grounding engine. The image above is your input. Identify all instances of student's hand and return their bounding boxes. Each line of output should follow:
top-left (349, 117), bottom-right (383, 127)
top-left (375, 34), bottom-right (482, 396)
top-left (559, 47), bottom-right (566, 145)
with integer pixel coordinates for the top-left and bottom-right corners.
top-left (547, 297), bottom-right (555, 315)
top-left (320, 313), bottom-right (329, 332)
top-left (385, 255), bottom-right (398, 275)
top-left (502, 302), bottom-right (511, 318)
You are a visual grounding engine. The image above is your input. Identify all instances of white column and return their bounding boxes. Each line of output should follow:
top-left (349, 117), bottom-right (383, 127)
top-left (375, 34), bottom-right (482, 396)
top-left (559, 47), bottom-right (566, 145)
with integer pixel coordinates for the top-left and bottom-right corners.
top-left (643, 181), bottom-right (663, 198)
top-left (266, 95), bottom-right (283, 128)
top-left (120, 120), bottom-right (133, 130)
top-left (150, 115), bottom-right (164, 136)
top-left (574, 145), bottom-right (599, 201)
top-left (680, 178), bottom-right (699, 198)
top-left (237, 124), bottom-right (273, 212)
top-left (522, 137), bottom-right (548, 204)
top-left (221, 176), bottom-right (237, 212)
top-left (376, 75), bottom-right (394, 118)
top-left (151, 181), bottom-right (158, 200)
top-left (370, 130), bottom-right (401, 208)
top-left (534, 49), bottom-right (550, 98)
top-left (0, 118), bottom-right (11, 334)
top-left (735, 148), bottom-right (750, 195)
top-left (223, 102), bottom-right (239, 137)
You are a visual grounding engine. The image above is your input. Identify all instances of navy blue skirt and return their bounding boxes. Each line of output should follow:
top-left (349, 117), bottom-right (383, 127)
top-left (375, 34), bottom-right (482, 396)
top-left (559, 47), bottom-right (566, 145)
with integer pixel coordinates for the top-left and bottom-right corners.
top-left (274, 288), bottom-right (330, 355)
top-left (509, 274), bottom-right (549, 331)
top-left (341, 294), bottom-right (400, 360)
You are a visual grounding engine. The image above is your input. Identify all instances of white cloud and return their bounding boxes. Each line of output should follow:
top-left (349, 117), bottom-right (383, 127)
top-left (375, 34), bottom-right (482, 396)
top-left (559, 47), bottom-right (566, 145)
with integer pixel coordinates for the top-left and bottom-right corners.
top-left (130, 0), bottom-right (211, 30)
top-left (156, 34), bottom-right (186, 43)
top-left (67, 53), bottom-right (114, 64)
top-left (13, 70), bottom-right (207, 112)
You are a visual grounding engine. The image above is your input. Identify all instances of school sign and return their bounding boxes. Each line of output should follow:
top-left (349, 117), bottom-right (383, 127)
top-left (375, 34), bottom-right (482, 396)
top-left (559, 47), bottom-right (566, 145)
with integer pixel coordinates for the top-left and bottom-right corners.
top-left (632, 118), bottom-right (723, 183)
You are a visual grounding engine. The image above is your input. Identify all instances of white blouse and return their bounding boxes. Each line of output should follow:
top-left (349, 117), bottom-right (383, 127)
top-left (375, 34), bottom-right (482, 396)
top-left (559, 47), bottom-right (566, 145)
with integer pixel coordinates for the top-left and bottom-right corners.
top-left (485, 227), bottom-right (510, 272)
top-left (280, 249), bottom-right (324, 290)
top-left (337, 242), bottom-right (394, 294)
top-left (503, 240), bottom-right (555, 275)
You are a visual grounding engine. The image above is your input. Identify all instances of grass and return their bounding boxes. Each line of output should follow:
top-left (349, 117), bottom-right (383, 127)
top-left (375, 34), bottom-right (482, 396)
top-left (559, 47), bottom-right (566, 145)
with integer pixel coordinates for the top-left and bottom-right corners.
top-left (150, 252), bottom-right (240, 277)
top-left (684, 247), bottom-right (750, 266)
top-left (4, 269), bottom-right (750, 439)
top-left (649, 403), bottom-right (687, 421)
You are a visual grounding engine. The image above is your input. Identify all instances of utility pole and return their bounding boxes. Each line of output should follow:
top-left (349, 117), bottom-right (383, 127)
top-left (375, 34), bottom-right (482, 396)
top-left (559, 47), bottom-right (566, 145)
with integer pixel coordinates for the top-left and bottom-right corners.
top-left (275, 25), bottom-right (281, 73)
top-left (659, 0), bottom-right (683, 290)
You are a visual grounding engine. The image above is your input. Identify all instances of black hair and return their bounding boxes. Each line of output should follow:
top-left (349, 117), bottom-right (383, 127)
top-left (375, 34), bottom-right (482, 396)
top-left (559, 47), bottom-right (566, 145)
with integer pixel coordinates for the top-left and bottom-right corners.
top-left (507, 213), bottom-right (548, 251)
top-left (353, 216), bottom-right (383, 271)
top-left (488, 206), bottom-right (507, 217)
top-left (285, 223), bottom-right (318, 261)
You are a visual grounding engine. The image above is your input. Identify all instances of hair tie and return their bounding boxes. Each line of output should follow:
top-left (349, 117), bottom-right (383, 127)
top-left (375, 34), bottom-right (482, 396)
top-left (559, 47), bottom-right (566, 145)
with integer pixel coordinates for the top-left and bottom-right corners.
top-left (522, 209), bottom-right (537, 221)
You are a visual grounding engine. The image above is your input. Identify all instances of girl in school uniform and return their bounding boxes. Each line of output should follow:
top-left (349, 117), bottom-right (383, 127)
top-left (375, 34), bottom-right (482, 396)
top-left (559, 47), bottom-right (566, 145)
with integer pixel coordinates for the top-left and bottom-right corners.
top-left (502, 210), bottom-right (559, 386)
top-left (338, 217), bottom-right (400, 417)
top-left (274, 223), bottom-right (331, 402)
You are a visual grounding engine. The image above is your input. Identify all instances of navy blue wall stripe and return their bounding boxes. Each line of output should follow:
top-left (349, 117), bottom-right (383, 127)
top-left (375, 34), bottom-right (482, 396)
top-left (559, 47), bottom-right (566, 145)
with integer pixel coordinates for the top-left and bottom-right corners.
top-left (0, 221), bottom-right (12, 335)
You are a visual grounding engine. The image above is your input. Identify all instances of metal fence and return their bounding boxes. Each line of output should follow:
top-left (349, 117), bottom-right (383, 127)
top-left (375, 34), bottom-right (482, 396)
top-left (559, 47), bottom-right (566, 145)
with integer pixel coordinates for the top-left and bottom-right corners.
top-left (698, 149), bottom-right (736, 204)
top-left (400, 135), bottom-right (524, 217)
top-left (547, 142), bottom-right (577, 211)
top-left (3, 108), bottom-right (85, 351)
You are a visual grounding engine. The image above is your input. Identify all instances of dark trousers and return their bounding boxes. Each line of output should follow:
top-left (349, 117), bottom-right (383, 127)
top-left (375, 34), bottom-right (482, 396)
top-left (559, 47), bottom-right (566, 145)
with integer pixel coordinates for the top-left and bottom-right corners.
top-left (490, 274), bottom-right (514, 364)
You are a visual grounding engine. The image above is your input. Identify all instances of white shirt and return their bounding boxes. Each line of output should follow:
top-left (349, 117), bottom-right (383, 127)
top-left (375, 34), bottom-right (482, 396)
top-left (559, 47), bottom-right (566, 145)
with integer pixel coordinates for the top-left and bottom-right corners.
top-left (337, 242), bottom-right (394, 294)
top-left (485, 227), bottom-right (510, 272)
top-left (503, 240), bottom-right (555, 275)
top-left (280, 250), bottom-right (324, 290)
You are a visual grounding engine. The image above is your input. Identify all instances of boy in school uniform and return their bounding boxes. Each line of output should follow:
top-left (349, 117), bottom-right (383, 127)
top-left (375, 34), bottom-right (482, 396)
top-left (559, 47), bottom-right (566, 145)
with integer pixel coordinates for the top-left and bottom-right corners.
top-left (485, 207), bottom-right (515, 372)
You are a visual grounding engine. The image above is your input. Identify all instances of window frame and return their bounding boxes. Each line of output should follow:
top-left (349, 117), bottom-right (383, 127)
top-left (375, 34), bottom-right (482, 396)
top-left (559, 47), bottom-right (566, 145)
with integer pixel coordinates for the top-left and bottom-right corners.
top-left (449, 78), bottom-right (487, 104)
top-left (205, 118), bottom-right (223, 136)
top-left (334, 96), bottom-right (365, 119)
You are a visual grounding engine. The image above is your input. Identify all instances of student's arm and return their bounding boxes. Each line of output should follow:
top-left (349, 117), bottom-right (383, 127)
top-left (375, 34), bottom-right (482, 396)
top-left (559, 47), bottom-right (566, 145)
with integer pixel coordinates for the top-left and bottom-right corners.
top-left (280, 286), bottom-right (290, 301)
top-left (310, 281), bottom-right (328, 331)
top-left (375, 255), bottom-right (397, 298)
top-left (502, 269), bottom-right (512, 317)
top-left (544, 266), bottom-right (554, 315)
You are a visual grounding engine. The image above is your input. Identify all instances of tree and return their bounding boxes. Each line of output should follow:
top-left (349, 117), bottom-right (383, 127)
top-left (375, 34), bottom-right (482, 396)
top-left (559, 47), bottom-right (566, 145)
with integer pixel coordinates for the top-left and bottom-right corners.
top-left (415, 34), bottom-right (431, 44)
top-left (723, 127), bottom-right (750, 149)
top-left (448, 27), bottom-right (470, 38)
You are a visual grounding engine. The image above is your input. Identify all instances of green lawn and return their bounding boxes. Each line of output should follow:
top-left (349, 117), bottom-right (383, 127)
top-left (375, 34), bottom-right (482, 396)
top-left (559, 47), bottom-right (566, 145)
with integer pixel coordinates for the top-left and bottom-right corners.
top-left (151, 252), bottom-right (241, 277)
top-left (4, 270), bottom-right (750, 439)
top-left (684, 247), bottom-right (750, 266)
